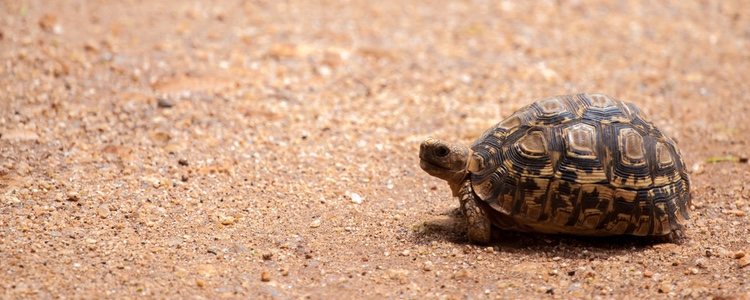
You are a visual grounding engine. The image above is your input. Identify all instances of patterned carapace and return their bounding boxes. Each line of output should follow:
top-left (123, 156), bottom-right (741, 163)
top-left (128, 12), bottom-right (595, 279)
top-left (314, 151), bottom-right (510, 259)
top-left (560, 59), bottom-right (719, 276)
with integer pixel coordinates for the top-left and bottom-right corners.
top-left (468, 93), bottom-right (690, 236)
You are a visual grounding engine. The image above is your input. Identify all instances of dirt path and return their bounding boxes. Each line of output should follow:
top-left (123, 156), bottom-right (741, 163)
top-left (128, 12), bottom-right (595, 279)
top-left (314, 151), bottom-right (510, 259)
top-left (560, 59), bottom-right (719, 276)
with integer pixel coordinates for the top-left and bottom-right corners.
top-left (1, 0), bottom-right (749, 298)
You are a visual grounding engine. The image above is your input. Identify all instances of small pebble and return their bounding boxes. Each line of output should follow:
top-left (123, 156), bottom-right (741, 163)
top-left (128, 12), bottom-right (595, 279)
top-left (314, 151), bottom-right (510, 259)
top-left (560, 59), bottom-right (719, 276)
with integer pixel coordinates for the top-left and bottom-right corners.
top-left (309, 218), bottom-right (322, 228)
top-left (66, 192), bottom-right (80, 202)
top-left (739, 256), bottom-right (750, 269)
top-left (157, 97), bottom-right (174, 108)
top-left (178, 158), bottom-right (189, 166)
top-left (734, 251), bottom-right (746, 259)
top-left (262, 252), bottom-right (273, 260)
top-left (97, 205), bottom-right (110, 218)
top-left (704, 249), bottom-right (713, 257)
top-left (195, 279), bottom-right (205, 288)
top-left (423, 261), bottom-right (433, 271)
top-left (643, 270), bottom-right (653, 278)
top-left (690, 163), bottom-right (704, 174)
top-left (219, 215), bottom-right (235, 225)
top-left (83, 40), bottom-right (98, 52)
top-left (261, 271), bottom-right (271, 282)
top-left (38, 14), bottom-right (58, 32)
top-left (349, 192), bottom-right (363, 204)
top-left (142, 176), bottom-right (162, 188)
top-left (725, 209), bottom-right (747, 217)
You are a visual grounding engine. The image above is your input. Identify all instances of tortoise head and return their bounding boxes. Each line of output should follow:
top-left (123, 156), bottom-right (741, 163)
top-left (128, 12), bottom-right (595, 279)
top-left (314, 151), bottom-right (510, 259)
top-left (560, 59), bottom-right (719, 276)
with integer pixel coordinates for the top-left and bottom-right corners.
top-left (419, 138), bottom-right (471, 196)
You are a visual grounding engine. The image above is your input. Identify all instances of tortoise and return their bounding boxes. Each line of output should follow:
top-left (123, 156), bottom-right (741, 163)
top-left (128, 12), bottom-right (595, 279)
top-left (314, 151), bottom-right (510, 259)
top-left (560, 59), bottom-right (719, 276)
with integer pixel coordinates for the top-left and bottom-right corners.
top-left (419, 93), bottom-right (690, 243)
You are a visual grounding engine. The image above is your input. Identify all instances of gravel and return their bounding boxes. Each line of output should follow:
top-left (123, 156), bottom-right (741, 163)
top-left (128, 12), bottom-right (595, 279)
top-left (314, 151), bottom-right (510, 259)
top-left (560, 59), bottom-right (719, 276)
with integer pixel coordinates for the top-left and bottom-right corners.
top-left (1, 0), bottom-right (749, 298)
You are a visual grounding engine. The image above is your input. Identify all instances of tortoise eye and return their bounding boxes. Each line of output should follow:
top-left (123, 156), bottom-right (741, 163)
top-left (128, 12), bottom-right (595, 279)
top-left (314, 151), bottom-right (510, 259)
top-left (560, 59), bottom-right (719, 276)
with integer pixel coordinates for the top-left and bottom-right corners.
top-left (434, 145), bottom-right (450, 157)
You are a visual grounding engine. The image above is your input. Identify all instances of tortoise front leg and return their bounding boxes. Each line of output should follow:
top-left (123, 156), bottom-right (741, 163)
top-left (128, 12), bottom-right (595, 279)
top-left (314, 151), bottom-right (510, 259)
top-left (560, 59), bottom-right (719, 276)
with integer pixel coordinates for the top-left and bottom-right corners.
top-left (459, 180), bottom-right (491, 244)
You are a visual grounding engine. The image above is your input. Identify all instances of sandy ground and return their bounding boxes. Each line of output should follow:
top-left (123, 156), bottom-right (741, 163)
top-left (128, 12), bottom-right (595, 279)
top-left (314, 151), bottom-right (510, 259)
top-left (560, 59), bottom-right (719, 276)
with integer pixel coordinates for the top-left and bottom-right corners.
top-left (1, 0), bottom-right (750, 298)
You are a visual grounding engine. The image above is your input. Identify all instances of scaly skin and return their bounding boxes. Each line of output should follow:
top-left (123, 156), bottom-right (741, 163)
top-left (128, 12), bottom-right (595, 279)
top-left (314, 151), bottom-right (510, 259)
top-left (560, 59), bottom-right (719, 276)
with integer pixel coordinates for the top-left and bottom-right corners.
top-left (459, 180), bottom-right (491, 244)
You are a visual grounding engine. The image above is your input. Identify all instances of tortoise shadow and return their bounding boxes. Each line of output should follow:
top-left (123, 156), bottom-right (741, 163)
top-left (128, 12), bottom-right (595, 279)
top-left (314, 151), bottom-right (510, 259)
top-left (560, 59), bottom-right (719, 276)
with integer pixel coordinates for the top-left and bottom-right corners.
top-left (411, 208), bottom-right (678, 257)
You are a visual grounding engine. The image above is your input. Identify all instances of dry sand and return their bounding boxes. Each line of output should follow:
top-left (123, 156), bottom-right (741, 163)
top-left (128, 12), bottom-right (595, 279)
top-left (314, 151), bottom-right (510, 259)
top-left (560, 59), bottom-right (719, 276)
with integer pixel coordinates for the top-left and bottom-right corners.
top-left (1, 0), bottom-right (750, 298)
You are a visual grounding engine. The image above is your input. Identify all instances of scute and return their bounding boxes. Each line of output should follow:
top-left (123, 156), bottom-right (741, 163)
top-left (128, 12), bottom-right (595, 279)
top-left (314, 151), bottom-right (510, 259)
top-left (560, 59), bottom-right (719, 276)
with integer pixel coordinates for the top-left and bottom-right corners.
top-left (516, 131), bottom-right (547, 157)
top-left (499, 113), bottom-right (522, 131)
top-left (581, 94), bottom-right (631, 123)
top-left (619, 128), bottom-right (646, 166)
top-left (467, 152), bottom-right (485, 173)
top-left (468, 93), bottom-right (690, 237)
top-left (587, 93), bottom-right (616, 108)
top-left (564, 123), bottom-right (597, 159)
top-left (538, 97), bottom-right (565, 115)
top-left (655, 142), bottom-right (673, 167)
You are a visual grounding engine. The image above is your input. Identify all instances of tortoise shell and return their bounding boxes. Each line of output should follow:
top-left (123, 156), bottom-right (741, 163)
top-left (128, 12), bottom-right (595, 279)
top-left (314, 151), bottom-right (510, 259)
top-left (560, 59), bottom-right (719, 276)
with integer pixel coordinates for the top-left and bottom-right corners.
top-left (468, 93), bottom-right (690, 236)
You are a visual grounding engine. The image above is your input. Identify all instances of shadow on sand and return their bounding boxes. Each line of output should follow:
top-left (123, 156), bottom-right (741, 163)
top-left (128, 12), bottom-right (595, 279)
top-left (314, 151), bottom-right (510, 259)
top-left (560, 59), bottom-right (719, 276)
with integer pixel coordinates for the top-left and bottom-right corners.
top-left (411, 208), bottom-right (679, 258)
